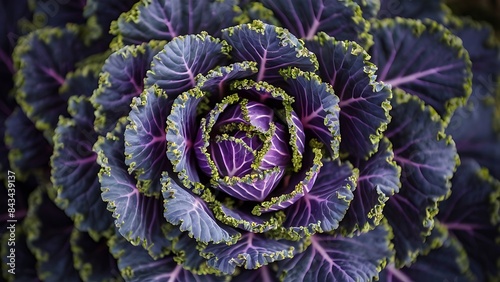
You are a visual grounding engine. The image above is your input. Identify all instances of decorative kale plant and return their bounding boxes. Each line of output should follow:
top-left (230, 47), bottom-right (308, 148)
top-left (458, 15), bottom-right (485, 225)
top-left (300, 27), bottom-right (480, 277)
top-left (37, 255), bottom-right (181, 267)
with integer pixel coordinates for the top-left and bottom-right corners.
top-left (1, 0), bottom-right (499, 281)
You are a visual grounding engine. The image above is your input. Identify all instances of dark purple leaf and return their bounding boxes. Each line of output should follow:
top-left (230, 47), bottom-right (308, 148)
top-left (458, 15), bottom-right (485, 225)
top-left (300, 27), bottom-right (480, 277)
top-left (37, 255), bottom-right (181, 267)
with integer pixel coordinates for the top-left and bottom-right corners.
top-left (278, 224), bottom-right (392, 281)
top-left (70, 230), bottom-right (121, 281)
top-left (92, 41), bottom-right (164, 135)
top-left (111, 0), bottom-right (240, 47)
top-left (162, 176), bottom-right (239, 244)
top-left (283, 160), bottom-right (355, 235)
top-left (96, 120), bottom-right (171, 259)
top-left (23, 188), bottom-right (81, 281)
top-left (438, 160), bottom-right (500, 279)
top-left (145, 33), bottom-right (230, 98)
top-left (384, 95), bottom-right (458, 266)
top-left (125, 86), bottom-right (169, 196)
top-left (221, 20), bottom-right (318, 83)
top-left (305, 34), bottom-right (391, 158)
top-left (261, 0), bottom-right (369, 44)
top-left (341, 138), bottom-right (401, 233)
top-left (109, 234), bottom-right (225, 282)
top-left (202, 232), bottom-right (296, 274)
top-left (369, 18), bottom-right (472, 120)
top-left (377, 0), bottom-right (446, 21)
top-left (51, 96), bottom-right (113, 235)
top-left (5, 107), bottom-right (52, 179)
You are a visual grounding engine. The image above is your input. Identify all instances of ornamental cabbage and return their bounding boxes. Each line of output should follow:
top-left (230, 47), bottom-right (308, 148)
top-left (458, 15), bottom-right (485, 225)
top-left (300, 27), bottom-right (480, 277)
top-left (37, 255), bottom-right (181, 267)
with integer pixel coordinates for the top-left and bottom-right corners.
top-left (1, 0), bottom-right (499, 281)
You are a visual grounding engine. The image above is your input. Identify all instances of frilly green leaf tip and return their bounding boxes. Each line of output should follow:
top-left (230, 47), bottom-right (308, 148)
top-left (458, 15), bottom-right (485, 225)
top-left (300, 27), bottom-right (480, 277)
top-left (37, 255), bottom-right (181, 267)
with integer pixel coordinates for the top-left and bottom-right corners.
top-left (229, 79), bottom-right (305, 173)
top-left (372, 17), bottom-right (473, 125)
top-left (94, 118), bottom-right (172, 259)
top-left (108, 0), bottom-right (148, 50)
top-left (222, 19), bottom-right (319, 72)
top-left (280, 67), bottom-right (341, 160)
top-left (91, 40), bottom-right (166, 135)
top-left (252, 140), bottom-right (323, 217)
top-left (311, 32), bottom-right (393, 160)
top-left (344, 0), bottom-right (374, 49)
top-left (124, 85), bottom-right (167, 197)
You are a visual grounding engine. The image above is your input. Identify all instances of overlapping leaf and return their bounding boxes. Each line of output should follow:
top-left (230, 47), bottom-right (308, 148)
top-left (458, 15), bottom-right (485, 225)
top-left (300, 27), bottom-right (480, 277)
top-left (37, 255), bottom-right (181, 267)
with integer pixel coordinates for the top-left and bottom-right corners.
top-left (13, 26), bottom-right (90, 136)
top-left (305, 34), bottom-right (391, 158)
top-left (162, 176), bottom-right (239, 244)
top-left (377, 0), bottom-right (446, 21)
top-left (111, 0), bottom-right (240, 47)
top-left (92, 41), bottom-right (164, 135)
top-left (124, 86), bottom-right (170, 196)
top-left (282, 160), bottom-right (355, 235)
top-left (5, 107), bottom-right (52, 179)
top-left (221, 20), bottom-right (318, 83)
top-left (202, 232), bottom-right (296, 275)
top-left (438, 160), bottom-right (500, 280)
top-left (70, 229), bottom-right (121, 282)
top-left (279, 69), bottom-right (340, 158)
top-left (379, 228), bottom-right (471, 282)
top-left (96, 119), bottom-right (171, 259)
top-left (109, 234), bottom-right (224, 282)
top-left (22, 188), bottom-right (80, 281)
top-left (146, 33), bottom-right (230, 97)
top-left (341, 138), bottom-right (400, 233)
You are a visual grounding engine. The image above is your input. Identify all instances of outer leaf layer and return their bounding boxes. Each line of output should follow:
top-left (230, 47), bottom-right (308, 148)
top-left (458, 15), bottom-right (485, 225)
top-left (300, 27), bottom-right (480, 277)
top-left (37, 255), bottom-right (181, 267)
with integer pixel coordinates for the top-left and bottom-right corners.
top-left (109, 234), bottom-right (224, 282)
top-left (438, 160), bottom-right (500, 280)
top-left (278, 224), bottom-right (392, 282)
top-left (70, 229), bottom-right (121, 282)
top-left (369, 18), bottom-right (472, 121)
top-left (111, 0), bottom-right (239, 47)
top-left (51, 96), bottom-right (113, 236)
top-left (383, 94), bottom-right (458, 266)
top-left (260, 0), bottom-right (369, 43)
top-left (92, 41), bottom-right (164, 135)
top-left (23, 188), bottom-right (80, 281)
top-left (5, 107), bottom-right (52, 178)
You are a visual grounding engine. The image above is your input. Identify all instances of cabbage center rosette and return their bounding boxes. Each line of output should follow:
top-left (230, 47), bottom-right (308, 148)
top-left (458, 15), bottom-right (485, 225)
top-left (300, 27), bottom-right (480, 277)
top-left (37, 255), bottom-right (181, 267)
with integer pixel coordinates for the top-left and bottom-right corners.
top-left (120, 20), bottom-right (357, 273)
